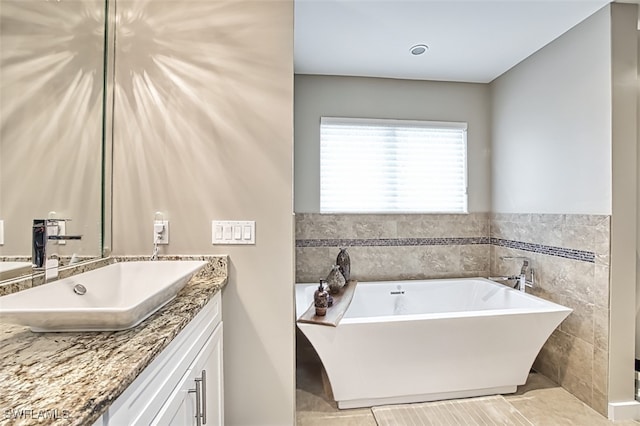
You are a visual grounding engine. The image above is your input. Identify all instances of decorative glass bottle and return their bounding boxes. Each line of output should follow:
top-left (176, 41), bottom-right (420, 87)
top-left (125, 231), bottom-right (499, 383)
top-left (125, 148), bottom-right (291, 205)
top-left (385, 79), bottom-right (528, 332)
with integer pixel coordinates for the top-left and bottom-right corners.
top-left (326, 265), bottom-right (346, 294)
top-left (336, 248), bottom-right (351, 282)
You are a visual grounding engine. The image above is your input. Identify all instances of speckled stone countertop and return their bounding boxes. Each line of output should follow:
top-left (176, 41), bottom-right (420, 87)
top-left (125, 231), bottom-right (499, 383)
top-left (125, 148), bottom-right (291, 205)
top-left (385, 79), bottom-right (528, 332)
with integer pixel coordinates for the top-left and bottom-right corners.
top-left (0, 255), bottom-right (228, 425)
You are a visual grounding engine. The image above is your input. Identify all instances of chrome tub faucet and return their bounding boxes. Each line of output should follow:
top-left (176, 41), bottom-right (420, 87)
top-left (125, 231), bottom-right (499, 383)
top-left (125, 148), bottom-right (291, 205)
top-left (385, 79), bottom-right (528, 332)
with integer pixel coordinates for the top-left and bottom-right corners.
top-left (500, 256), bottom-right (535, 291)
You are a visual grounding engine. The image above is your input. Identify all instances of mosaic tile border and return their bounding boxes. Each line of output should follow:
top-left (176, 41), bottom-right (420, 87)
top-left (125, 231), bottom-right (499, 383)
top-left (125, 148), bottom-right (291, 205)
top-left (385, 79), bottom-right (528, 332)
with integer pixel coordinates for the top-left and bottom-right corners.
top-left (296, 237), bottom-right (595, 263)
top-left (296, 237), bottom-right (490, 247)
top-left (490, 238), bottom-right (595, 263)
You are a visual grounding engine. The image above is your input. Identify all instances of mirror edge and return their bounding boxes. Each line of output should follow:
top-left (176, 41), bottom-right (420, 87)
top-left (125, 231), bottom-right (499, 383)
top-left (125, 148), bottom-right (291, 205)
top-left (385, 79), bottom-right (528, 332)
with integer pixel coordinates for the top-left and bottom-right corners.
top-left (102, 0), bottom-right (115, 258)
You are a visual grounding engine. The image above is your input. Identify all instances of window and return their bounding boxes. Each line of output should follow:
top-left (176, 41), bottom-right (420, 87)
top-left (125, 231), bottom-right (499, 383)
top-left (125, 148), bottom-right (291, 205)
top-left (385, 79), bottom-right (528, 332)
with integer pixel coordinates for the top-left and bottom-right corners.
top-left (320, 117), bottom-right (467, 213)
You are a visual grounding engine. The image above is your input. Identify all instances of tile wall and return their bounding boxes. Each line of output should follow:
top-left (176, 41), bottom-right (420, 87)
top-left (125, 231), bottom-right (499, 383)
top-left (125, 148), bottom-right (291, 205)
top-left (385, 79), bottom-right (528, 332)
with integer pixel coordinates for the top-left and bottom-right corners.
top-left (490, 213), bottom-right (610, 415)
top-left (295, 212), bottom-right (611, 415)
top-left (295, 213), bottom-right (490, 283)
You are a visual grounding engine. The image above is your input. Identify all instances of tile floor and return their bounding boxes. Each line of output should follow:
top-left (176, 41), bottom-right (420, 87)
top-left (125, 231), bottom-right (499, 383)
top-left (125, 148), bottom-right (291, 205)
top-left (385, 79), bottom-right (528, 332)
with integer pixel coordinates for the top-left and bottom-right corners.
top-left (296, 331), bottom-right (640, 425)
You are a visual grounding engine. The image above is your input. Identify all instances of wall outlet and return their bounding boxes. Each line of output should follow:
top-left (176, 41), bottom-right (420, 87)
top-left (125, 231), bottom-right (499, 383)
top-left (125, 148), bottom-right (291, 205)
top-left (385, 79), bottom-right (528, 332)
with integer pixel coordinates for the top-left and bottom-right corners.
top-left (153, 220), bottom-right (169, 245)
top-left (0, 220), bottom-right (4, 245)
top-left (212, 220), bottom-right (255, 245)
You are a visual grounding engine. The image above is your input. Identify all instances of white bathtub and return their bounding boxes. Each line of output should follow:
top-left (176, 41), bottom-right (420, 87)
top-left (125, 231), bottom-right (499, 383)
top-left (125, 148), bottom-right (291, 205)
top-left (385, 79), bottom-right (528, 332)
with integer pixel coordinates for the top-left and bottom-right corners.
top-left (296, 277), bottom-right (571, 409)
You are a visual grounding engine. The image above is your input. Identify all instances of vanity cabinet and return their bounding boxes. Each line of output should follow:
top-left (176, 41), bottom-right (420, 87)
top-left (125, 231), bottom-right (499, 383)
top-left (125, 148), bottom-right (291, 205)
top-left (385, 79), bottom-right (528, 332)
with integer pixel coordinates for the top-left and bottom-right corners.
top-left (94, 292), bottom-right (223, 426)
top-left (153, 324), bottom-right (223, 425)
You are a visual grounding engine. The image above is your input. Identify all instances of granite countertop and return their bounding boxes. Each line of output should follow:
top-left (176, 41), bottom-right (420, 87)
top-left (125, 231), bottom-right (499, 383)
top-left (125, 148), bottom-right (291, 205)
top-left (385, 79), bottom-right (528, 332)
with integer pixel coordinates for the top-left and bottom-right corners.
top-left (0, 256), bottom-right (228, 426)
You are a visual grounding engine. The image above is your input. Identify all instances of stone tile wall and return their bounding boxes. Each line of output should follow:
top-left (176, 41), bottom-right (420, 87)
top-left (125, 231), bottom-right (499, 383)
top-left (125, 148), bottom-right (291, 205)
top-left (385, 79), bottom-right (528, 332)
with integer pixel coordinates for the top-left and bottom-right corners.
top-left (295, 213), bottom-right (490, 283)
top-left (490, 213), bottom-right (610, 415)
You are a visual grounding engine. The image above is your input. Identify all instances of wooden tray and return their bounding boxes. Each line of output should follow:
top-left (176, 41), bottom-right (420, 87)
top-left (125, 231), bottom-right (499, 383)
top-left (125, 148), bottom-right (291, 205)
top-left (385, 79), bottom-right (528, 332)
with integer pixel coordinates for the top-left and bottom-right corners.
top-left (297, 280), bottom-right (357, 327)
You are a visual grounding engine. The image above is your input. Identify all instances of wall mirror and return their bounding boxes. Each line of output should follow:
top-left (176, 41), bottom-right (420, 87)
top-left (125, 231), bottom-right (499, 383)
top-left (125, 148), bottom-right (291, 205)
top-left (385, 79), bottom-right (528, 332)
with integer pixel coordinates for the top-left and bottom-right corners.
top-left (0, 0), bottom-right (112, 283)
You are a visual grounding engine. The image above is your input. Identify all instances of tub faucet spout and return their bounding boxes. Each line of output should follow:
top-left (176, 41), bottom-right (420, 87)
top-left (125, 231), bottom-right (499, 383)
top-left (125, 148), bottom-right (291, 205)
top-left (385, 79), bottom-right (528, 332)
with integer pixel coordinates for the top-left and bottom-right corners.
top-left (487, 275), bottom-right (520, 283)
top-left (499, 256), bottom-right (535, 292)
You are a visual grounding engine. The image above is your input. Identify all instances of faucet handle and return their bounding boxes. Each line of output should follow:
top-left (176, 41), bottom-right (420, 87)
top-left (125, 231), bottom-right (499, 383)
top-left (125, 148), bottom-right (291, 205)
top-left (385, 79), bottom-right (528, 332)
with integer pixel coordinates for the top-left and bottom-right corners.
top-left (46, 218), bottom-right (72, 224)
top-left (37, 218), bottom-right (80, 240)
top-left (500, 255), bottom-right (531, 267)
top-left (48, 235), bottom-right (82, 240)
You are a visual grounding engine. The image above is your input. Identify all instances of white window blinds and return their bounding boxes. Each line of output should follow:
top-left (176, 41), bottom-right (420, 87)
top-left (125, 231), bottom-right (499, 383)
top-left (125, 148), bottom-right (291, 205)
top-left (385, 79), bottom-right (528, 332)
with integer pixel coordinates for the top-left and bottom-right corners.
top-left (320, 117), bottom-right (468, 213)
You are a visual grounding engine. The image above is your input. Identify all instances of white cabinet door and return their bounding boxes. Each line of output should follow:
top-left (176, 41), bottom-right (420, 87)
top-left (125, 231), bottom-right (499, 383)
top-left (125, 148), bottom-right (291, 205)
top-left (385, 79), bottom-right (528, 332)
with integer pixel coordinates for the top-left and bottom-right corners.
top-left (162, 380), bottom-right (198, 426)
top-left (197, 322), bottom-right (224, 426)
top-left (152, 322), bottom-right (223, 426)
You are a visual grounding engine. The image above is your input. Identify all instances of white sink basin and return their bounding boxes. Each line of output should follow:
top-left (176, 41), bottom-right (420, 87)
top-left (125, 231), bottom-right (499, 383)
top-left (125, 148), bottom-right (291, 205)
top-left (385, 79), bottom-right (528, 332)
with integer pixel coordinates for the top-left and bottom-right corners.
top-left (0, 261), bottom-right (32, 281)
top-left (0, 260), bottom-right (207, 332)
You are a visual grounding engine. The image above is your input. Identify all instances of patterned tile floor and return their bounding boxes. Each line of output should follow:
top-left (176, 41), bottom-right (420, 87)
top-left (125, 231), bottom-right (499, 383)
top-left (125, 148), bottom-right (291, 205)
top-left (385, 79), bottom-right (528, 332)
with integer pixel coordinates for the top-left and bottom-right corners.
top-left (296, 332), bottom-right (640, 425)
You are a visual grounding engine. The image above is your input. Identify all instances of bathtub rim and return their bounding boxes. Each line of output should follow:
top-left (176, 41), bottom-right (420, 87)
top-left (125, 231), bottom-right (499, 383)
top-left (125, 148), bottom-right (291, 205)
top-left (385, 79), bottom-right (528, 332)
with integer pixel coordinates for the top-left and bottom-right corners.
top-left (295, 277), bottom-right (572, 325)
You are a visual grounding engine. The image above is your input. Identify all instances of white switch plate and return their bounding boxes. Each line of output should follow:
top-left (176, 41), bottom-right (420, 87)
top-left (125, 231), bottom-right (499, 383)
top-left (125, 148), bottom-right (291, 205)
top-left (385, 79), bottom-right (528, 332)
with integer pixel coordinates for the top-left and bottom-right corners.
top-left (0, 220), bottom-right (4, 245)
top-left (153, 220), bottom-right (170, 245)
top-left (212, 220), bottom-right (255, 245)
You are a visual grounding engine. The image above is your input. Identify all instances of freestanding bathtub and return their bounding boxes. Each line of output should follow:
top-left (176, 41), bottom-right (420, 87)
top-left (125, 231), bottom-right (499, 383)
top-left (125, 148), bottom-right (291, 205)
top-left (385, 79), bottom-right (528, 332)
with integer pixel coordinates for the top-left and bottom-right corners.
top-left (296, 277), bottom-right (571, 409)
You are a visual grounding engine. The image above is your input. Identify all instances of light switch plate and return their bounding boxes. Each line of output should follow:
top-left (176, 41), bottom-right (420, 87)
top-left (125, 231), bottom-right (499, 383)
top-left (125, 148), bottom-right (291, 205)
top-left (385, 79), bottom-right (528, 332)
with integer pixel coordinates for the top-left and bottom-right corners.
top-left (0, 220), bottom-right (4, 245)
top-left (212, 220), bottom-right (255, 245)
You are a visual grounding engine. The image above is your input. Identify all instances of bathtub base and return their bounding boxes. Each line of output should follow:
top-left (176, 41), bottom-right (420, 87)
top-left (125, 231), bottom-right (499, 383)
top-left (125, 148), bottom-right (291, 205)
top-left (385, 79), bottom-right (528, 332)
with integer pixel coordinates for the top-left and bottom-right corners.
top-left (337, 385), bottom-right (517, 409)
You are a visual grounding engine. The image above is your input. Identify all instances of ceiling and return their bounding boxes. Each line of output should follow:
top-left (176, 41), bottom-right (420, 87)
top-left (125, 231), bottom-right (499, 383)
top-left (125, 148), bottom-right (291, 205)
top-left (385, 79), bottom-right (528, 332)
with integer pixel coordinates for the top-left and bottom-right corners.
top-left (294, 0), bottom-right (616, 83)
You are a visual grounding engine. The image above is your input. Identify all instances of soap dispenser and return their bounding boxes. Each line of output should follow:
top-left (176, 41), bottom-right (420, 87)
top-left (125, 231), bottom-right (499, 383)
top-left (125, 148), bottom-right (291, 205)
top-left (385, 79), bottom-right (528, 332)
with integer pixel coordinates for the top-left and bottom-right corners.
top-left (314, 280), bottom-right (329, 316)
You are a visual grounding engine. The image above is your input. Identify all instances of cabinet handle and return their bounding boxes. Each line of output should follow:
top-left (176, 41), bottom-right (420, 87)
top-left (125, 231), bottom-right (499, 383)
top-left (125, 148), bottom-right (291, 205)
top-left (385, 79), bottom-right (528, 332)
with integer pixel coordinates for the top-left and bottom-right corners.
top-left (188, 378), bottom-right (202, 426)
top-left (201, 370), bottom-right (207, 424)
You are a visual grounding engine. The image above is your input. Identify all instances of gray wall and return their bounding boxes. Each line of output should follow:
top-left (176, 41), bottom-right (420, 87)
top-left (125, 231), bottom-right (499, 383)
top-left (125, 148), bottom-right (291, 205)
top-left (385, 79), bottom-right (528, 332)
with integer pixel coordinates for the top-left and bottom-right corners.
top-left (637, 27), bottom-right (640, 367)
top-left (609, 2), bottom-right (638, 408)
top-left (110, 1), bottom-right (295, 424)
top-left (491, 5), bottom-right (612, 215)
top-left (294, 75), bottom-right (491, 213)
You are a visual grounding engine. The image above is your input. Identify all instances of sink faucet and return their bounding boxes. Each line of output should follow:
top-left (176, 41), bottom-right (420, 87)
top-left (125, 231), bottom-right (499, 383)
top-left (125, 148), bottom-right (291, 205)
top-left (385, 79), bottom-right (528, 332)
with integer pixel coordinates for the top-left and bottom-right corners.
top-left (500, 256), bottom-right (535, 291)
top-left (33, 219), bottom-right (82, 281)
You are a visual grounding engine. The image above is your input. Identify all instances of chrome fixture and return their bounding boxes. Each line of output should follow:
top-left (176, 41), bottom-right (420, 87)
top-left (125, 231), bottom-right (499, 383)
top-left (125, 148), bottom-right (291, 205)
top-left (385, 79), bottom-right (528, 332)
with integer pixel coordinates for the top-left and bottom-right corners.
top-left (487, 275), bottom-right (520, 283)
top-left (32, 218), bottom-right (82, 281)
top-left (73, 283), bottom-right (87, 295)
top-left (500, 256), bottom-right (535, 292)
top-left (189, 370), bottom-right (207, 426)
